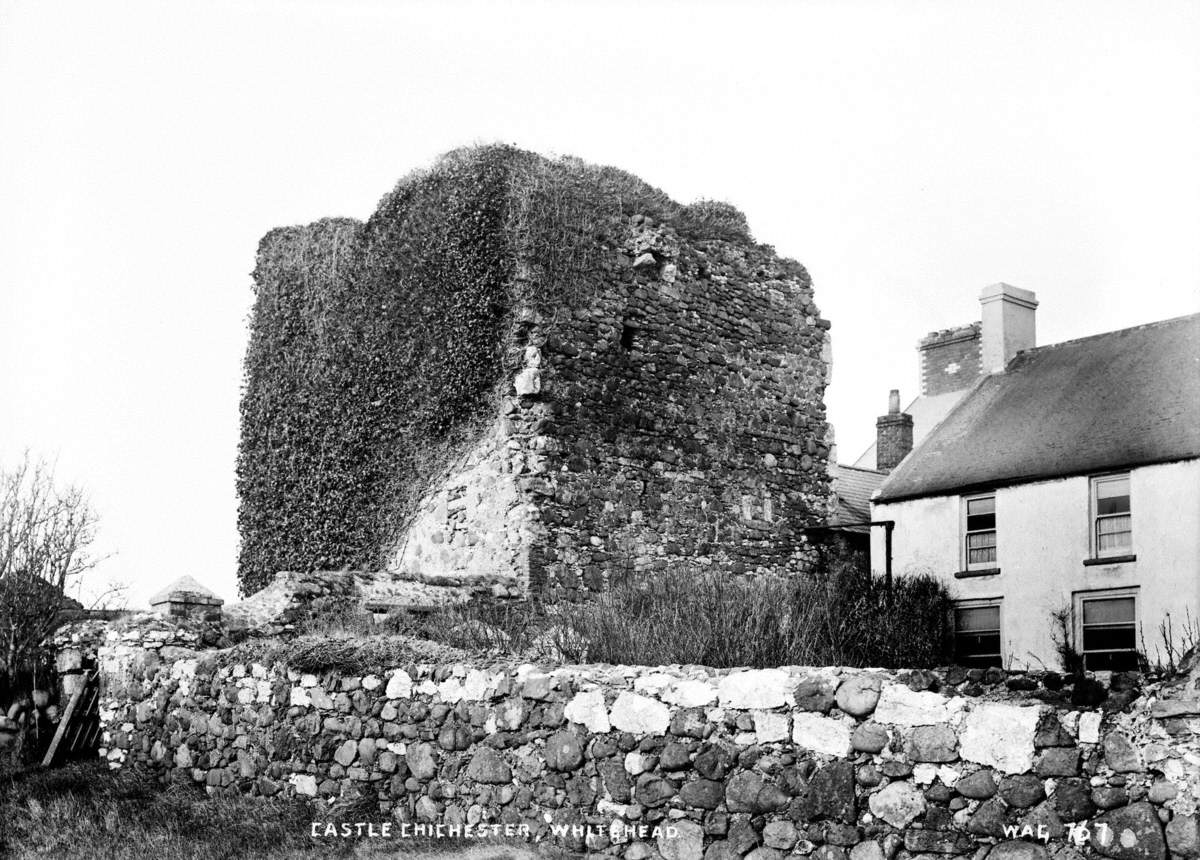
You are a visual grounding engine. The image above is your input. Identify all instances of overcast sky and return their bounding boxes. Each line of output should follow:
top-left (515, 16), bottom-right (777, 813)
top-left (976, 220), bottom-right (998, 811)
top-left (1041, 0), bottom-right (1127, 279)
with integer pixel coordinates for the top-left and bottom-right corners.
top-left (2, 0), bottom-right (1198, 606)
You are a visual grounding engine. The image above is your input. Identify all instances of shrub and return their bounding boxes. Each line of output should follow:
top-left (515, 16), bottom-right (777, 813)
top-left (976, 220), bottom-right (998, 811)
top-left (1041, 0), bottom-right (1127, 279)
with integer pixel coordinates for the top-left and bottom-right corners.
top-left (677, 199), bottom-right (753, 243)
top-left (1049, 606), bottom-right (1084, 676)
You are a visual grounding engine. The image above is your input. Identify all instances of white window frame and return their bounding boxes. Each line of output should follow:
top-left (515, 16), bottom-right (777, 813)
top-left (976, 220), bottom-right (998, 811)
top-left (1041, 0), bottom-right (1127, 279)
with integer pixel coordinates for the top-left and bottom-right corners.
top-left (962, 493), bottom-right (998, 571)
top-left (953, 598), bottom-right (1003, 668)
top-left (1090, 473), bottom-right (1132, 559)
top-left (1074, 587), bottom-right (1139, 671)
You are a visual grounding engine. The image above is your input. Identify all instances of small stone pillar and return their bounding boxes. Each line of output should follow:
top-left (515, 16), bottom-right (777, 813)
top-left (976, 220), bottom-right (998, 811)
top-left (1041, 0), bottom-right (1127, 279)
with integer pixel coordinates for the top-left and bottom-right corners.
top-left (148, 576), bottom-right (224, 621)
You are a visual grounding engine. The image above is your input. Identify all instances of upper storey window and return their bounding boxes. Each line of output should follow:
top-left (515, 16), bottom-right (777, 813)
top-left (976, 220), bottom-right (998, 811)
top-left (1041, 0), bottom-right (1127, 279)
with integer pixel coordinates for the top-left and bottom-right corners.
top-left (1092, 474), bottom-right (1131, 557)
top-left (964, 494), bottom-right (997, 570)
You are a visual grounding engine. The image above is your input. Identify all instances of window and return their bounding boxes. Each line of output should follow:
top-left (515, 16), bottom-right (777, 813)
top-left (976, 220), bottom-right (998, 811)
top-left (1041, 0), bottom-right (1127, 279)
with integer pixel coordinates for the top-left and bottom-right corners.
top-left (954, 601), bottom-right (1002, 668)
top-left (1091, 474), bottom-right (1131, 557)
top-left (1077, 590), bottom-right (1138, 671)
top-left (963, 494), bottom-right (997, 570)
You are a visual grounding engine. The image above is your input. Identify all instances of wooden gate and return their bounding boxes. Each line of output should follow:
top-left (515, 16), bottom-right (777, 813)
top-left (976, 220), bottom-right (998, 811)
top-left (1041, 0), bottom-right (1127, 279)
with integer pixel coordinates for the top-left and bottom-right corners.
top-left (41, 668), bottom-right (100, 767)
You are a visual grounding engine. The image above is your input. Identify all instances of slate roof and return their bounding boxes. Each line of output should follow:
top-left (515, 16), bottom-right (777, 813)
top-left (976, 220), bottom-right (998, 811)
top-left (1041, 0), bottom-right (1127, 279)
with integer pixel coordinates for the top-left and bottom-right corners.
top-left (875, 313), bottom-right (1200, 503)
top-left (829, 464), bottom-right (885, 530)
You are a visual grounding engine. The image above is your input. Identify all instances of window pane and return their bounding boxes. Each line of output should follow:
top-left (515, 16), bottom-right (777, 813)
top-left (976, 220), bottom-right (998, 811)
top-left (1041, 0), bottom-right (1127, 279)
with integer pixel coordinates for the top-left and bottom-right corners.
top-left (967, 496), bottom-right (995, 516)
top-left (967, 512), bottom-right (996, 531)
top-left (967, 546), bottom-right (997, 564)
top-left (1085, 649), bottom-right (1139, 671)
top-left (1082, 626), bottom-right (1136, 652)
top-left (1097, 516), bottom-right (1131, 536)
top-left (966, 532), bottom-right (996, 549)
top-left (955, 632), bottom-right (1001, 667)
top-left (955, 606), bottom-right (1000, 632)
top-left (1097, 494), bottom-right (1130, 515)
top-left (1082, 597), bottom-right (1134, 625)
top-left (1096, 476), bottom-right (1130, 503)
top-left (1097, 516), bottom-right (1131, 552)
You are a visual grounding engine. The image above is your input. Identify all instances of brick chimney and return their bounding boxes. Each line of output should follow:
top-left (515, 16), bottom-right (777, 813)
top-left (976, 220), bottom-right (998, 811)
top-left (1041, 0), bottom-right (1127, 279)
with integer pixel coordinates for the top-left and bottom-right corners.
top-left (980, 282), bottom-right (1037, 373)
top-left (918, 322), bottom-right (983, 396)
top-left (876, 389), bottom-right (914, 473)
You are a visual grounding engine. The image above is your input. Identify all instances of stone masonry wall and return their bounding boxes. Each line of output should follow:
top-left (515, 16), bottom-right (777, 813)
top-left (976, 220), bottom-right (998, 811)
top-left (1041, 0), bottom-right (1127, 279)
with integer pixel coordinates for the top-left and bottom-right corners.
top-left (387, 426), bottom-right (536, 591)
top-left (518, 217), bottom-right (834, 595)
top-left (96, 647), bottom-right (1200, 860)
top-left (373, 213), bottom-right (834, 598)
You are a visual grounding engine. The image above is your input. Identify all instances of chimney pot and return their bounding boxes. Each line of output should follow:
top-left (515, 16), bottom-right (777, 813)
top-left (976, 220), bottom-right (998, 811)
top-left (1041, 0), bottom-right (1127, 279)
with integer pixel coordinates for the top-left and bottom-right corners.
top-left (888, 389), bottom-right (900, 414)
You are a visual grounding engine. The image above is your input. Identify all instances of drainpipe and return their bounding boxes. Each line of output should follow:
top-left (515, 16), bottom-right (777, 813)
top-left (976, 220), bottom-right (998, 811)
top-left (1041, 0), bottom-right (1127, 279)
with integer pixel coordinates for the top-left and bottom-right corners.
top-left (868, 520), bottom-right (895, 594)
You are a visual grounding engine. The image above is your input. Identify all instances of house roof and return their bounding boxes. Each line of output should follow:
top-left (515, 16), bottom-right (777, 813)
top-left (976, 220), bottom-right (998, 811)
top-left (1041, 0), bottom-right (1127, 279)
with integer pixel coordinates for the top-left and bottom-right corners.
top-left (829, 464), bottom-right (885, 529)
top-left (875, 313), bottom-right (1200, 503)
top-left (852, 388), bottom-right (972, 470)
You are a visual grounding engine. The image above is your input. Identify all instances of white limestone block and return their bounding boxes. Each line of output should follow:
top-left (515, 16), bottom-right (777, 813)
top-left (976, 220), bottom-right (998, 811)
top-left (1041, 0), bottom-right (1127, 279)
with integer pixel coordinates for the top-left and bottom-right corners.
top-left (754, 710), bottom-right (790, 744)
top-left (718, 669), bottom-right (792, 709)
top-left (791, 712), bottom-right (852, 756)
top-left (663, 679), bottom-right (718, 708)
top-left (609, 691), bottom-right (670, 734)
top-left (385, 669), bottom-right (413, 699)
top-left (959, 702), bottom-right (1041, 774)
top-left (565, 689), bottom-right (611, 733)
top-left (873, 684), bottom-right (965, 727)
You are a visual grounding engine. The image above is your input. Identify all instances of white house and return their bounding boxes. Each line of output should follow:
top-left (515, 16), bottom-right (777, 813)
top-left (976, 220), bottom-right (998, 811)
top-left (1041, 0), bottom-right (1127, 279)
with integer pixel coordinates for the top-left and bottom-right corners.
top-left (868, 285), bottom-right (1200, 671)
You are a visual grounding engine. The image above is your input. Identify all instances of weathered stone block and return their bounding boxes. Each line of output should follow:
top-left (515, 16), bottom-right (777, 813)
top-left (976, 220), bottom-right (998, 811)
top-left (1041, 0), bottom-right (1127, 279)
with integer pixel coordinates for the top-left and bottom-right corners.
top-left (791, 712), bottom-right (851, 757)
top-left (874, 684), bottom-right (964, 727)
top-left (1166, 814), bottom-right (1200, 859)
top-left (718, 670), bottom-right (792, 710)
top-left (1090, 802), bottom-right (1166, 860)
top-left (850, 721), bottom-right (888, 753)
top-left (1103, 733), bottom-right (1145, 773)
top-left (465, 747), bottom-right (512, 784)
top-left (959, 703), bottom-right (1040, 773)
top-left (907, 724), bottom-right (958, 762)
top-left (609, 691), bottom-right (670, 734)
top-left (1034, 747), bottom-right (1079, 777)
top-left (867, 781), bottom-right (925, 828)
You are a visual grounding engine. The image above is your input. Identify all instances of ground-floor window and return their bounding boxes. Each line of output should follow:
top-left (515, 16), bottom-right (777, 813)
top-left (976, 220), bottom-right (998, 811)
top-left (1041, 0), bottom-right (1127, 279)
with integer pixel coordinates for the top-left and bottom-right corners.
top-left (1076, 589), bottom-right (1138, 671)
top-left (953, 599), bottom-right (1002, 668)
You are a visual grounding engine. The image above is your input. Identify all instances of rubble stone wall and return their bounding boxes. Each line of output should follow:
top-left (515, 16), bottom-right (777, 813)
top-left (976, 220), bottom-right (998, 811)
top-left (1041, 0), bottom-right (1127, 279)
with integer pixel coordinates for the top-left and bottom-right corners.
top-left (375, 213), bottom-right (835, 599)
top-left (519, 218), bottom-right (834, 596)
top-left (96, 650), bottom-right (1200, 860)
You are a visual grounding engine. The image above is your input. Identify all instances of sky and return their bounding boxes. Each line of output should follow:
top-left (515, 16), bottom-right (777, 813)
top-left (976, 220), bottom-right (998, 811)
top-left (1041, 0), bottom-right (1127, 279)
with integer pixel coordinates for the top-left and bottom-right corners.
top-left (2, 0), bottom-right (1198, 607)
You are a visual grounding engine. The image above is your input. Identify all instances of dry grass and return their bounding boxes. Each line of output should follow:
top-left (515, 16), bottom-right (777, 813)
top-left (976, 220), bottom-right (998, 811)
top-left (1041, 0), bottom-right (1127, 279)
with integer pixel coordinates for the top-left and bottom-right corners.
top-left (0, 762), bottom-right (342, 859)
top-left (406, 553), bottom-right (953, 670)
top-left (0, 762), bottom-right (567, 859)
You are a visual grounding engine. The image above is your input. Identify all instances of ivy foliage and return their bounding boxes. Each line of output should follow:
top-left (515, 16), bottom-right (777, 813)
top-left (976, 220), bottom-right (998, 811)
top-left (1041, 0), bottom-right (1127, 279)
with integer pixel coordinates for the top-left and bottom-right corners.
top-left (236, 145), bottom-right (754, 594)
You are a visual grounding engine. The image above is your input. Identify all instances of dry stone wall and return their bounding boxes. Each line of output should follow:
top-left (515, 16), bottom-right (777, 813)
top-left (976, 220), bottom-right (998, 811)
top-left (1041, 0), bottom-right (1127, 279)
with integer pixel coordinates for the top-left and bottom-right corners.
top-left (95, 648), bottom-right (1200, 860)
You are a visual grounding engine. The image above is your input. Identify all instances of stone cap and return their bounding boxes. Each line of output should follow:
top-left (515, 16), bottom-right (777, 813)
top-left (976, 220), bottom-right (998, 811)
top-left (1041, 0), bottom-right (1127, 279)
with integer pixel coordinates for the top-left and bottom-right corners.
top-left (149, 575), bottom-right (224, 608)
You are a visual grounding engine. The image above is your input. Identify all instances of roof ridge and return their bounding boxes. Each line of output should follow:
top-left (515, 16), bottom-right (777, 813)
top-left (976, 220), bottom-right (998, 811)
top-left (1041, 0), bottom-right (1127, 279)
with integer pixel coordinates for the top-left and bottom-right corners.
top-left (834, 463), bottom-right (885, 475)
top-left (1018, 311), bottom-right (1200, 358)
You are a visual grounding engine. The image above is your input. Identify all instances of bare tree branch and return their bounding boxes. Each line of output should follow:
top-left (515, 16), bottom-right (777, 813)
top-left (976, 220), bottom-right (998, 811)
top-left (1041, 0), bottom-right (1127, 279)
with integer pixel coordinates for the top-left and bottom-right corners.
top-left (0, 453), bottom-right (100, 683)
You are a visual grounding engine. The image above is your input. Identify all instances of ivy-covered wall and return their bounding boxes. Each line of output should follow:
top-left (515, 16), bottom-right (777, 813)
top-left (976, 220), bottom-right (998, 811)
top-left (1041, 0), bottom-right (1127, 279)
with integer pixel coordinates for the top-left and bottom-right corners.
top-left (237, 146), bottom-right (833, 596)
